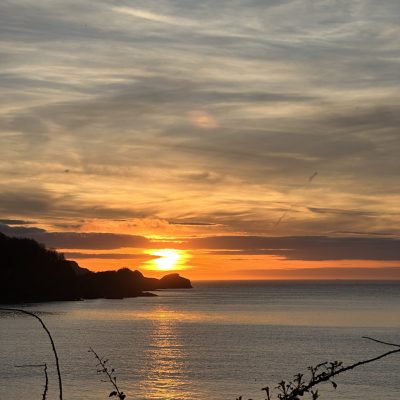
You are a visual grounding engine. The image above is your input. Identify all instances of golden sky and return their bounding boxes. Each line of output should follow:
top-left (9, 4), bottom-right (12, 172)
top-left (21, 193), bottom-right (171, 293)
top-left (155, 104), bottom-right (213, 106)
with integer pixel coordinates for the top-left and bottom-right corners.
top-left (0, 0), bottom-right (400, 279)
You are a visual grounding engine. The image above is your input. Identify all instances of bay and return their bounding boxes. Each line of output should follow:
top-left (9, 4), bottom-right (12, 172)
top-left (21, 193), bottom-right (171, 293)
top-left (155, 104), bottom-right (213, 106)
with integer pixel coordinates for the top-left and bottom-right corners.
top-left (1, 281), bottom-right (399, 400)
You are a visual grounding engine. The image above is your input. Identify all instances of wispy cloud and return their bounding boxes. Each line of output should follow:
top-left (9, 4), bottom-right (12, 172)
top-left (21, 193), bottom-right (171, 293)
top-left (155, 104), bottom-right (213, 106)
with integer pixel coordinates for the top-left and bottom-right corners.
top-left (113, 6), bottom-right (195, 27)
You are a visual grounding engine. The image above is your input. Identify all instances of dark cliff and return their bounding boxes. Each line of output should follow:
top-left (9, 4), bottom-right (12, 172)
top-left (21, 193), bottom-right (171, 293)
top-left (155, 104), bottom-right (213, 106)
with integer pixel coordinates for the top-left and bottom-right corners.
top-left (0, 233), bottom-right (192, 303)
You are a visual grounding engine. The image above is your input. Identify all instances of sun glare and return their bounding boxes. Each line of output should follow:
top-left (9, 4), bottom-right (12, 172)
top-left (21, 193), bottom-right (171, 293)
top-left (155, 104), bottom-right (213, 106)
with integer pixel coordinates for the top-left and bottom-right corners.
top-left (146, 249), bottom-right (190, 271)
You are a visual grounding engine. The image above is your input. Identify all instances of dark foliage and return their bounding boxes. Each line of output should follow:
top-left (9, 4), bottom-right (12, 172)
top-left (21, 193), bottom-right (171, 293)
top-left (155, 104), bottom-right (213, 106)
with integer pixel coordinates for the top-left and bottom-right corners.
top-left (78, 270), bottom-right (192, 298)
top-left (0, 232), bottom-right (77, 303)
top-left (78, 269), bottom-right (160, 299)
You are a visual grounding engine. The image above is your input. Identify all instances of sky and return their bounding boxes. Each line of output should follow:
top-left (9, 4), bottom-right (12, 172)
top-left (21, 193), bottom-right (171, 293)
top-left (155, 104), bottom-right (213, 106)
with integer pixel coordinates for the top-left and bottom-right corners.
top-left (1, 0), bottom-right (399, 279)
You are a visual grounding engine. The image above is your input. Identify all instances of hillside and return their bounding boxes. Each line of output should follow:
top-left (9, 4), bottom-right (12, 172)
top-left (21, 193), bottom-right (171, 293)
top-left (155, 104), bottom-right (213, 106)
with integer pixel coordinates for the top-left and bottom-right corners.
top-left (0, 233), bottom-right (192, 304)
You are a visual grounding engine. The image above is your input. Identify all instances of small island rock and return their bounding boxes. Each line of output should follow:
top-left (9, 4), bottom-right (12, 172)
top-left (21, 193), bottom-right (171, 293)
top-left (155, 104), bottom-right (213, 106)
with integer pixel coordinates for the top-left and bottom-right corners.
top-left (158, 273), bottom-right (193, 289)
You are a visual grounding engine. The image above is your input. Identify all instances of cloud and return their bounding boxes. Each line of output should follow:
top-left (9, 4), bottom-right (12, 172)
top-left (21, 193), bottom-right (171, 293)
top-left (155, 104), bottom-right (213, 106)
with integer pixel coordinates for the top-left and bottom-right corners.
top-left (0, 186), bottom-right (154, 220)
top-left (0, 189), bottom-right (53, 215)
top-left (63, 252), bottom-right (155, 260)
top-left (186, 235), bottom-right (400, 261)
top-left (232, 267), bottom-right (400, 280)
top-left (1, 0), bottom-right (400, 240)
top-left (169, 220), bottom-right (218, 226)
top-left (307, 207), bottom-right (377, 217)
top-left (0, 224), bottom-right (151, 250)
top-left (39, 232), bottom-right (151, 250)
top-left (113, 6), bottom-right (195, 27)
top-left (1, 217), bottom-right (400, 262)
top-left (334, 230), bottom-right (398, 236)
top-left (0, 219), bottom-right (33, 225)
top-left (0, 224), bottom-right (47, 236)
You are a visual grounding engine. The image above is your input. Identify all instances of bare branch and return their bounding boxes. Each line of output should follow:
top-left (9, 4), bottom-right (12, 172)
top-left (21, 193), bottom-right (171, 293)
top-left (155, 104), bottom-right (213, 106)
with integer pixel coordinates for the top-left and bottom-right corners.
top-left (42, 363), bottom-right (49, 400)
top-left (0, 307), bottom-right (62, 400)
top-left (14, 363), bottom-right (48, 400)
top-left (362, 336), bottom-right (400, 348)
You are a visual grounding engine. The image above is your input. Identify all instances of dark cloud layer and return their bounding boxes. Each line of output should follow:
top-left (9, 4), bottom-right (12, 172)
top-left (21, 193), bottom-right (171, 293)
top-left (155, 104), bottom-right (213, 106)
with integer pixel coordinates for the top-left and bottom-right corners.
top-left (169, 220), bottom-right (218, 226)
top-left (2, 222), bottom-right (399, 262)
top-left (0, 224), bottom-right (150, 250)
top-left (0, 224), bottom-right (46, 236)
top-left (37, 232), bottom-right (150, 250)
top-left (0, 187), bottom-right (153, 220)
top-left (233, 267), bottom-right (400, 280)
top-left (63, 252), bottom-right (154, 260)
top-left (0, 219), bottom-right (33, 225)
top-left (188, 236), bottom-right (400, 261)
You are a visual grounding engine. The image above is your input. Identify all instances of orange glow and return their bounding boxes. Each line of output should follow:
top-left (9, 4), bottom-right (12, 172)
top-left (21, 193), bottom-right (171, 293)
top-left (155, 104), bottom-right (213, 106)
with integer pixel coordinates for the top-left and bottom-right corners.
top-left (62, 246), bottom-right (400, 280)
top-left (187, 110), bottom-right (218, 129)
top-left (145, 249), bottom-right (191, 271)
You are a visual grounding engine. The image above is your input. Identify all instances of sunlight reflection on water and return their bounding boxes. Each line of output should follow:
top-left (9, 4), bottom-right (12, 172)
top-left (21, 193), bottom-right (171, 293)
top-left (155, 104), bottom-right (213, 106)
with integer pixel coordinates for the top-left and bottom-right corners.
top-left (64, 306), bottom-right (400, 328)
top-left (139, 308), bottom-right (193, 399)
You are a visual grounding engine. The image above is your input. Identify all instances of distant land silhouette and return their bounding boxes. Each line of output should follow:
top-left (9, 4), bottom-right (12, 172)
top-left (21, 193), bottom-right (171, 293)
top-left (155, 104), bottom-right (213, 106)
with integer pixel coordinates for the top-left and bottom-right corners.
top-left (0, 233), bottom-right (192, 304)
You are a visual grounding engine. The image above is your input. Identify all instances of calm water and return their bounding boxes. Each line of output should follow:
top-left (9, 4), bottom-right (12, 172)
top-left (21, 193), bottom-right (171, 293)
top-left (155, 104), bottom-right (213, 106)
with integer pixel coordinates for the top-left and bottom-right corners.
top-left (0, 281), bottom-right (399, 400)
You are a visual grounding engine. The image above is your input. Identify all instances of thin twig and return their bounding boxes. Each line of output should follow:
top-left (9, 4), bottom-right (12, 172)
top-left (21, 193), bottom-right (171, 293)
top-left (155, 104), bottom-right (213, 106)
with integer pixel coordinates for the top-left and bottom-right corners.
top-left (362, 336), bottom-right (400, 347)
top-left (42, 363), bottom-right (49, 400)
top-left (0, 307), bottom-right (62, 400)
top-left (15, 364), bottom-right (47, 367)
top-left (89, 347), bottom-right (126, 399)
top-left (14, 363), bottom-right (48, 400)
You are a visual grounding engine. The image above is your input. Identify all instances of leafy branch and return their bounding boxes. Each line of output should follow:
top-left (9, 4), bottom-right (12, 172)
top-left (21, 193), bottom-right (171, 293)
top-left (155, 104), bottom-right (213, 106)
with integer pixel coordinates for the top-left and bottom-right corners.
top-left (237, 337), bottom-right (400, 400)
top-left (89, 347), bottom-right (126, 400)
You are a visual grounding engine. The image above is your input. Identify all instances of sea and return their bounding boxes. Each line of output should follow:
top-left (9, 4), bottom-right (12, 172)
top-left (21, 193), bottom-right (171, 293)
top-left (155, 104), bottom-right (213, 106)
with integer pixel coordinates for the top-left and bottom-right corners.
top-left (0, 281), bottom-right (399, 400)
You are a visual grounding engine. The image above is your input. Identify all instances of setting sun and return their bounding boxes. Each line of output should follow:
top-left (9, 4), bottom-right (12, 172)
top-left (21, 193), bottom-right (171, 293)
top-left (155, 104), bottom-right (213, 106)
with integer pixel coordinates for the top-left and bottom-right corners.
top-left (146, 249), bottom-right (190, 271)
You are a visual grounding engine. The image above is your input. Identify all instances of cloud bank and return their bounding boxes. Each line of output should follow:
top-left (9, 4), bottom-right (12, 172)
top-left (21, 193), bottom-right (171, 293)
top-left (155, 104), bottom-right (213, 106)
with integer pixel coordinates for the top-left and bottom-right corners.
top-left (2, 223), bottom-right (399, 262)
top-left (1, 0), bottom-right (399, 275)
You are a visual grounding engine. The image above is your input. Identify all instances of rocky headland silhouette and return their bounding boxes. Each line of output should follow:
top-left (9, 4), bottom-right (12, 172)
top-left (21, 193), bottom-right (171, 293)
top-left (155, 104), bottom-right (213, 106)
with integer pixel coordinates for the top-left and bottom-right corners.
top-left (0, 232), bottom-right (192, 304)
